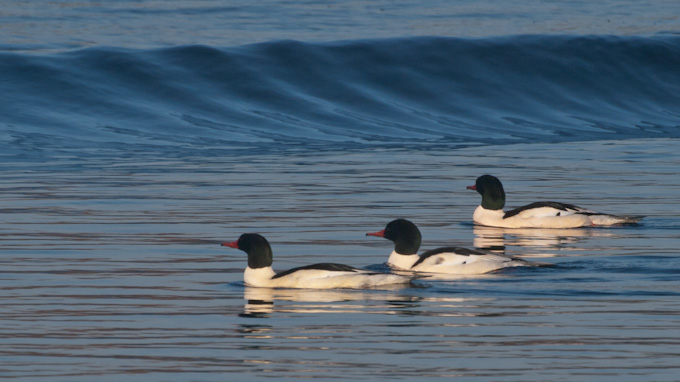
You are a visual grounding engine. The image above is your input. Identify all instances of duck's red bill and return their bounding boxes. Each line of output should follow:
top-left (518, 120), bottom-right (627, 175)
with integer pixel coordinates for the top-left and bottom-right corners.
top-left (365, 229), bottom-right (385, 238)
top-left (221, 241), bottom-right (239, 248)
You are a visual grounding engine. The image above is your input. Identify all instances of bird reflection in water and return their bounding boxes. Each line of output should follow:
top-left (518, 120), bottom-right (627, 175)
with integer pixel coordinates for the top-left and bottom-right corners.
top-left (472, 225), bottom-right (607, 258)
top-left (241, 286), bottom-right (424, 317)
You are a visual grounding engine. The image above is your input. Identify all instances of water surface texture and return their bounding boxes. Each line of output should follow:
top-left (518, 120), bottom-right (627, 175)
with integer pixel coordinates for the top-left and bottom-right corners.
top-left (1, 1), bottom-right (680, 381)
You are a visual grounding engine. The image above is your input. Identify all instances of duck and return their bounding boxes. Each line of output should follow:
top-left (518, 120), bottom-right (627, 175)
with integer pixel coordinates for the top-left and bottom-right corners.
top-left (467, 175), bottom-right (644, 228)
top-left (366, 219), bottom-right (531, 274)
top-left (222, 233), bottom-right (412, 289)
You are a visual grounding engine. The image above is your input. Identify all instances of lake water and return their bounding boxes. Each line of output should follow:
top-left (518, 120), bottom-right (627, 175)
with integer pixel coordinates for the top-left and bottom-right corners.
top-left (1, 1), bottom-right (680, 381)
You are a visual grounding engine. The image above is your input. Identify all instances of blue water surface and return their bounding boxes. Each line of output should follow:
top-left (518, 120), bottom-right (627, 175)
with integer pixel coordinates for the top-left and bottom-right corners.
top-left (1, 1), bottom-right (680, 381)
top-left (2, 36), bottom-right (679, 159)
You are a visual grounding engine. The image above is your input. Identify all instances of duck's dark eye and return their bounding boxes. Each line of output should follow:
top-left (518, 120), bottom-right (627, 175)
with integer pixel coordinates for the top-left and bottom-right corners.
top-left (556, 212), bottom-right (561, 216)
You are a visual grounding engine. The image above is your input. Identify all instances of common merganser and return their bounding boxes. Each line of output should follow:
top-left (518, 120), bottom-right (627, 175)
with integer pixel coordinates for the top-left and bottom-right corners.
top-left (366, 219), bottom-right (531, 274)
top-left (222, 233), bottom-right (412, 289)
top-left (467, 175), bottom-right (644, 228)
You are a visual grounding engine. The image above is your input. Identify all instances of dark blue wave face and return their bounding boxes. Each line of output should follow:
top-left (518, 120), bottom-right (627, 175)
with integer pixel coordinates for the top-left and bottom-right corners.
top-left (2, 35), bottom-right (679, 158)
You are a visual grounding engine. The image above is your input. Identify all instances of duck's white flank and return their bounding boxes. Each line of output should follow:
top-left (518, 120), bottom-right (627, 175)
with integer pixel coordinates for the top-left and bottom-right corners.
top-left (410, 250), bottom-right (529, 275)
top-left (244, 266), bottom-right (409, 289)
top-left (472, 205), bottom-right (593, 228)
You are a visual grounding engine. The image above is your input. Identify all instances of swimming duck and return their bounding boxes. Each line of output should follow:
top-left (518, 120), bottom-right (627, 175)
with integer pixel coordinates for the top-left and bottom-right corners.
top-left (223, 233), bottom-right (412, 288)
top-left (467, 175), bottom-right (644, 228)
top-left (366, 219), bottom-right (531, 274)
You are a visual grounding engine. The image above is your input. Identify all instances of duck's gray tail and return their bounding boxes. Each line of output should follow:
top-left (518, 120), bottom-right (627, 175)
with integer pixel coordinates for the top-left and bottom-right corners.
top-left (589, 214), bottom-right (645, 226)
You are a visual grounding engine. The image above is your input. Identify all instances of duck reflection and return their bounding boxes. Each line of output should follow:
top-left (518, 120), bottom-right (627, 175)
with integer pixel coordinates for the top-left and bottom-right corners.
top-left (241, 286), bottom-right (421, 317)
top-left (240, 284), bottom-right (534, 320)
top-left (472, 225), bottom-right (613, 257)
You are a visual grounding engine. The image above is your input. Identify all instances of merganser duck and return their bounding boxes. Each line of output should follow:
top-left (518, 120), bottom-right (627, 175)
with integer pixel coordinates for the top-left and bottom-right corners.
top-left (366, 219), bottom-right (531, 274)
top-left (222, 233), bottom-right (412, 289)
top-left (467, 175), bottom-right (644, 228)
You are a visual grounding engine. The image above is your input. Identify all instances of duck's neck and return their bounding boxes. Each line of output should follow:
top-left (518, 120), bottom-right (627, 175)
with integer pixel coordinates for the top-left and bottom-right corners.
top-left (472, 205), bottom-right (506, 226)
top-left (244, 266), bottom-right (276, 287)
top-left (387, 250), bottom-right (419, 270)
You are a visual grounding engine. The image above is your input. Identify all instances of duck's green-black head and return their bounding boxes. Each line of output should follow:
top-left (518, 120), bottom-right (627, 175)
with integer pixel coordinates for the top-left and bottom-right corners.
top-left (222, 233), bottom-right (273, 269)
top-left (468, 175), bottom-right (506, 210)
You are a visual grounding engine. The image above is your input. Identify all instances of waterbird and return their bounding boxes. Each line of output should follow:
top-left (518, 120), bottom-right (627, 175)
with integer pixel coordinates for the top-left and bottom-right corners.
top-left (367, 219), bottom-right (532, 274)
top-left (222, 233), bottom-right (412, 288)
top-left (467, 175), bottom-right (644, 228)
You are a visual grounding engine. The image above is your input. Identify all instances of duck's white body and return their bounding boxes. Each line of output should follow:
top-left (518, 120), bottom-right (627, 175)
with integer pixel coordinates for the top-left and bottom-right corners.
top-left (244, 265), bottom-right (410, 289)
top-left (472, 205), bottom-right (594, 228)
top-left (387, 249), bottom-right (529, 275)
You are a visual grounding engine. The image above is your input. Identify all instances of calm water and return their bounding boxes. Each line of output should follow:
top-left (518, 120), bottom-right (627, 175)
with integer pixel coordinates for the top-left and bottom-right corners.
top-left (2, 1), bottom-right (680, 381)
top-left (1, 0), bottom-right (679, 51)
top-left (3, 140), bottom-right (679, 381)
